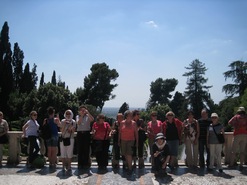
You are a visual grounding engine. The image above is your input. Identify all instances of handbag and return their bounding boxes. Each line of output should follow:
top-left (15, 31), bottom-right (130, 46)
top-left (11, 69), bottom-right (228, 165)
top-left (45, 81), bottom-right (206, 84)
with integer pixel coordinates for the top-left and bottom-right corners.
top-left (60, 122), bottom-right (72, 146)
top-left (0, 134), bottom-right (9, 144)
top-left (212, 124), bottom-right (225, 144)
top-left (62, 137), bottom-right (71, 146)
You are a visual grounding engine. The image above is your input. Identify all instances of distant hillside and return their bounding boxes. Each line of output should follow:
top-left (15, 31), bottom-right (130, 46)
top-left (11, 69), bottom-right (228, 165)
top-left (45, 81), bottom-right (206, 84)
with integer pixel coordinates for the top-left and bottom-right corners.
top-left (102, 107), bottom-right (145, 119)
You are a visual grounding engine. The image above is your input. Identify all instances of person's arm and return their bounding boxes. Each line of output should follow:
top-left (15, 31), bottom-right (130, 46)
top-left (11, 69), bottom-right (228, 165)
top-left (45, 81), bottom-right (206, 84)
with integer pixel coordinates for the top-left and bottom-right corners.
top-left (134, 121), bottom-right (138, 147)
top-left (85, 110), bottom-right (94, 122)
top-left (22, 122), bottom-right (29, 138)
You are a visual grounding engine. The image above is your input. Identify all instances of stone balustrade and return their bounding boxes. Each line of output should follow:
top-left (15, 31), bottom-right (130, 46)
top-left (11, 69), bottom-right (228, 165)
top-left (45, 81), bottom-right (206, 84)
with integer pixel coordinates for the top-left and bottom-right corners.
top-left (5, 131), bottom-right (235, 164)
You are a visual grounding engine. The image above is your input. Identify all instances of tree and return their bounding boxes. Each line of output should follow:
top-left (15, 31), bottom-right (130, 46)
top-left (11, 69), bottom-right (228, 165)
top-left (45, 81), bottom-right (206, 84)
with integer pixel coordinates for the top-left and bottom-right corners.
top-left (222, 61), bottom-right (247, 97)
top-left (31, 63), bottom-right (38, 89)
top-left (169, 91), bottom-right (187, 120)
top-left (51, 70), bottom-right (56, 85)
top-left (12, 42), bottom-right (24, 89)
top-left (119, 102), bottom-right (129, 114)
top-left (183, 59), bottom-right (212, 119)
top-left (81, 62), bottom-right (119, 111)
top-left (40, 72), bottom-right (45, 87)
top-left (0, 21), bottom-right (13, 117)
top-left (147, 78), bottom-right (178, 109)
top-left (20, 63), bottom-right (33, 93)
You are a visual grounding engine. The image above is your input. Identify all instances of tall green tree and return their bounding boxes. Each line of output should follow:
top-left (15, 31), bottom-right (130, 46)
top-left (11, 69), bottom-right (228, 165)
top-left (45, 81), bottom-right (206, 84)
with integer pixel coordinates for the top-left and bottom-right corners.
top-left (12, 42), bottom-right (24, 89)
top-left (222, 61), bottom-right (247, 97)
top-left (147, 78), bottom-right (178, 109)
top-left (81, 62), bottom-right (119, 111)
top-left (0, 21), bottom-right (13, 117)
top-left (39, 72), bottom-right (45, 87)
top-left (51, 70), bottom-right (56, 85)
top-left (20, 63), bottom-right (33, 93)
top-left (183, 59), bottom-right (212, 119)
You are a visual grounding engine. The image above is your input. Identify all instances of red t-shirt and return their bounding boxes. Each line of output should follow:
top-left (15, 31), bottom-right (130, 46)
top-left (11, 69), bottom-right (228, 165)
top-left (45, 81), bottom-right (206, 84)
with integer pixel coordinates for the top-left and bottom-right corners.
top-left (147, 120), bottom-right (163, 139)
top-left (228, 114), bottom-right (247, 135)
top-left (92, 122), bottom-right (111, 140)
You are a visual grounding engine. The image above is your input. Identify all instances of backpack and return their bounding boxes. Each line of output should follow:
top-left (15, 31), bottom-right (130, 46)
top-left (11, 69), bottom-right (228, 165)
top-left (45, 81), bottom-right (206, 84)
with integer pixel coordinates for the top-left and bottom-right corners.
top-left (32, 154), bottom-right (46, 168)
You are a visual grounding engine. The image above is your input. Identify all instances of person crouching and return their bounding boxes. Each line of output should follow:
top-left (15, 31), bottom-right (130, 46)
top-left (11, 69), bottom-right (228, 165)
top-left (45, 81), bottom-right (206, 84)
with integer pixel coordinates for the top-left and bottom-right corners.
top-left (152, 133), bottom-right (170, 177)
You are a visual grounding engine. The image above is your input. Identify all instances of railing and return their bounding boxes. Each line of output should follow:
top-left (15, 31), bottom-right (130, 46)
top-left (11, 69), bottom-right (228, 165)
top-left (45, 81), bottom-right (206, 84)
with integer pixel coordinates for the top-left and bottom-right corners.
top-left (5, 131), bottom-right (235, 164)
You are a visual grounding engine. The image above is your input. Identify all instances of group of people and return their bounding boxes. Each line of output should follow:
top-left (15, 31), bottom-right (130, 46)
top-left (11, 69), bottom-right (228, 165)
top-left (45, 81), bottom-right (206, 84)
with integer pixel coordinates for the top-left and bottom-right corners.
top-left (0, 105), bottom-right (247, 177)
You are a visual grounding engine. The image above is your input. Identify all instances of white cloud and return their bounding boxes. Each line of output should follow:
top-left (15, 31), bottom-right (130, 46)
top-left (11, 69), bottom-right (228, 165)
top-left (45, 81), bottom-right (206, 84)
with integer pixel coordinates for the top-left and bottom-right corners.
top-left (145, 20), bottom-right (158, 28)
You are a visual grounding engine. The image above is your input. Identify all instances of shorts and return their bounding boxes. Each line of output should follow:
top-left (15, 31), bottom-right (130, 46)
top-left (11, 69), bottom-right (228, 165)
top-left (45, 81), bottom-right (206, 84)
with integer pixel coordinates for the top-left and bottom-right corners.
top-left (167, 140), bottom-right (179, 156)
top-left (46, 136), bottom-right (58, 147)
top-left (60, 138), bottom-right (74, 158)
top-left (121, 140), bottom-right (135, 156)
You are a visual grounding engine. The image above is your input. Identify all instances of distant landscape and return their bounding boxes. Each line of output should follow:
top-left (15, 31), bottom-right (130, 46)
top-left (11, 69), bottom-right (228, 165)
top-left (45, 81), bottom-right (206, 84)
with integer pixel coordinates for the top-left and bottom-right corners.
top-left (102, 107), bottom-right (145, 119)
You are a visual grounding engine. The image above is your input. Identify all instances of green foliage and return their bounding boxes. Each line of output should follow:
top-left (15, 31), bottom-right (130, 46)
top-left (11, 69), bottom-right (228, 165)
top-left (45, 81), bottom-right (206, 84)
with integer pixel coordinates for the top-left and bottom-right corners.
top-left (147, 78), bottom-right (178, 109)
top-left (144, 104), bottom-right (171, 122)
top-left (240, 89), bottom-right (247, 109)
top-left (183, 59), bottom-right (212, 119)
top-left (81, 62), bottom-right (119, 111)
top-left (217, 97), bottom-right (240, 131)
top-left (223, 61), bottom-right (247, 96)
top-left (169, 91), bottom-right (187, 120)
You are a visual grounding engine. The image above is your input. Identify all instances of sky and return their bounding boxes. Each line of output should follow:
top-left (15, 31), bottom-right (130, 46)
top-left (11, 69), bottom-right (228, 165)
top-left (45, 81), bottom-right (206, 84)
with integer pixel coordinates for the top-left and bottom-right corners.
top-left (1, 0), bottom-right (247, 109)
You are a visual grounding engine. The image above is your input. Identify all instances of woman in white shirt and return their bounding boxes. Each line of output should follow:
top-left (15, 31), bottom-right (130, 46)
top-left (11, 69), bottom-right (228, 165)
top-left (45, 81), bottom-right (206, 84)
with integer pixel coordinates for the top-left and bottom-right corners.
top-left (22, 111), bottom-right (40, 166)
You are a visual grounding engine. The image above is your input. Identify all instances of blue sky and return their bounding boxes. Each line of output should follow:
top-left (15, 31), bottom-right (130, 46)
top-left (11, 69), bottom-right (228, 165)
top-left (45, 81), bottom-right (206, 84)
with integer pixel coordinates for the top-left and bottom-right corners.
top-left (1, 0), bottom-right (247, 108)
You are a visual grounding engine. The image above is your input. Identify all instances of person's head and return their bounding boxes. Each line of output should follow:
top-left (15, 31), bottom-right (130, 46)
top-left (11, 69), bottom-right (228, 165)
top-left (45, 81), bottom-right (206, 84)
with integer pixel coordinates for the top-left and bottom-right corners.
top-left (211, 113), bottom-right (219, 123)
top-left (78, 105), bottom-right (88, 116)
top-left (132, 110), bottom-right (140, 120)
top-left (124, 110), bottom-right (132, 120)
top-left (237, 107), bottom-right (246, 115)
top-left (187, 110), bottom-right (194, 118)
top-left (30, 111), bottom-right (37, 120)
top-left (150, 111), bottom-right (157, 120)
top-left (47, 106), bottom-right (55, 116)
top-left (155, 133), bottom-right (166, 144)
top-left (166, 111), bottom-right (175, 120)
top-left (116, 113), bottom-right (124, 122)
top-left (64, 109), bottom-right (73, 121)
top-left (97, 114), bottom-right (105, 123)
top-left (201, 108), bottom-right (208, 119)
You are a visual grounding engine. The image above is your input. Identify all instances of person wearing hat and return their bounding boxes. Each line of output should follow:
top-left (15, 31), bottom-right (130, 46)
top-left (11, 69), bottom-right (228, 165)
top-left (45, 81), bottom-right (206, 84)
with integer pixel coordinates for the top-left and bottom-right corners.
top-left (152, 133), bottom-right (170, 177)
top-left (207, 113), bottom-right (225, 173)
top-left (228, 106), bottom-right (247, 169)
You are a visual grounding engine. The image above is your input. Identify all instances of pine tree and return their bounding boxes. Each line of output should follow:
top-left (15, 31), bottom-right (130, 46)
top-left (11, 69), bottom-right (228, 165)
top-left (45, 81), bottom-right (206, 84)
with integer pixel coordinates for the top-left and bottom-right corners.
top-left (0, 22), bottom-right (13, 115)
top-left (183, 59), bottom-right (212, 118)
top-left (40, 72), bottom-right (45, 87)
top-left (12, 42), bottom-right (24, 89)
top-left (51, 70), bottom-right (56, 85)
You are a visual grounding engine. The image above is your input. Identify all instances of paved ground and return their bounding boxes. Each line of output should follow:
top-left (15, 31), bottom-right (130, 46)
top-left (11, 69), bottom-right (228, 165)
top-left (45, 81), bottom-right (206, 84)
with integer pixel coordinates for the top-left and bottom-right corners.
top-left (0, 161), bottom-right (247, 185)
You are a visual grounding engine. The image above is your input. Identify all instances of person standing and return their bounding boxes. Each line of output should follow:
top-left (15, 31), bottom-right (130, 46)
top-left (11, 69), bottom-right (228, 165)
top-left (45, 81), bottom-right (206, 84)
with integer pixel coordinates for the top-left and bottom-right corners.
top-left (198, 108), bottom-right (211, 169)
top-left (119, 110), bottom-right (138, 175)
top-left (207, 113), bottom-right (224, 173)
top-left (76, 105), bottom-right (94, 169)
top-left (59, 109), bottom-right (76, 174)
top-left (91, 114), bottom-right (111, 170)
top-left (183, 110), bottom-right (199, 169)
top-left (111, 113), bottom-right (123, 169)
top-left (147, 111), bottom-right (163, 169)
top-left (43, 107), bottom-right (60, 168)
top-left (0, 111), bottom-right (9, 167)
top-left (228, 106), bottom-right (247, 169)
top-left (162, 111), bottom-right (183, 170)
top-left (133, 110), bottom-right (147, 169)
top-left (22, 111), bottom-right (40, 167)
